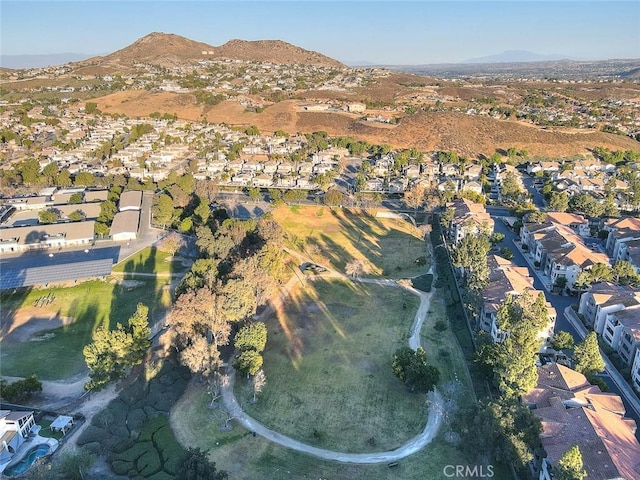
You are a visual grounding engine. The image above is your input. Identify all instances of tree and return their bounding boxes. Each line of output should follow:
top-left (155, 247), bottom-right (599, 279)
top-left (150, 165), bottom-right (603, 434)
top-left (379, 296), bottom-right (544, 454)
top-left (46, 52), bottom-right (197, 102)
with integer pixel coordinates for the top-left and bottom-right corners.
top-left (194, 196), bottom-right (211, 225)
top-left (234, 322), bottom-right (267, 353)
top-left (171, 287), bottom-right (232, 376)
top-left (55, 450), bottom-right (96, 480)
top-left (247, 187), bottom-right (261, 202)
top-left (176, 448), bottom-right (228, 480)
top-left (454, 398), bottom-right (541, 475)
top-left (573, 332), bottom-right (605, 377)
top-left (451, 233), bottom-right (491, 291)
top-left (39, 208), bottom-right (60, 224)
top-left (487, 291), bottom-right (550, 397)
top-left (153, 194), bottom-right (175, 228)
top-left (499, 247), bottom-right (514, 260)
top-left (83, 304), bottom-right (150, 391)
top-left (569, 193), bottom-right (604, 218)
top-left (528, 210), bottom-right (547, 223)
top-left (391, 346), bottom-right (440, 393)
top-left (69, 192), bottom-right (83, 204)
top-left (74, 171), bottom-right (95, 187)
top-left (158, 231), bottom-right (186, 256)
top-left (68, 209), bottom-right (85, 222)
top-left (94, 222), bottom-right (109, 237)
top-left (234, 349), bottom-right (263, 376)
top-left (252, 369), bottom-right (266, 402)
top-left (0, 375), bottom-right (42, 403)
top-left (208, 371), bottom-right (229, 406)
top-left (612, 260), bottom-right (640, 286)
top-left (499, 171), bottom-right (525, 205)
top-left (345, 259), bottom-right (371, 278)
top-left (554, 445), bottom-right (587, 480)
top-left (323, 189), bottom-right (344, 207)
top-left (550, 331), bottom-right (574, 351)
top-left (97, 199), bottom-right (117, 224)
top-left (404, 183), bottom-right (426, 214)
top-left (127, 303), bottom-right (151, 363)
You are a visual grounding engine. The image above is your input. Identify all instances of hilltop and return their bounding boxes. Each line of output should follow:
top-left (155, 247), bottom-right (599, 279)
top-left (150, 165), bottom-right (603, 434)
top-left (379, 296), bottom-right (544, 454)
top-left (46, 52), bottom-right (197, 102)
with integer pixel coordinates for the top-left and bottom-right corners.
top-left (75, 32), bottom-right (344, 70)
top-left (215, 39), bottom-right (344, 68)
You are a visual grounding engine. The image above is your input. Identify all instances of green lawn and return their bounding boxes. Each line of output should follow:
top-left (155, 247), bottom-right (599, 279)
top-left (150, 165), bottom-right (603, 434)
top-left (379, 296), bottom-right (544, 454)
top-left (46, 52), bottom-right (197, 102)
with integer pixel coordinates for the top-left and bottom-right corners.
top-left (171, 386), bottom-right (493, 480)
top-left (419, 292), bottom-right (476, 406)
top-left (235, 278), bottom-right (425, 452)
top-left (0, 279), bottom-right (169, 380)
top-left (37, 419), bottom-right (65, 440)
top-left (112, 246), bottom-right (186, 275)
top-left (274, 205), bottom-right (428, 277)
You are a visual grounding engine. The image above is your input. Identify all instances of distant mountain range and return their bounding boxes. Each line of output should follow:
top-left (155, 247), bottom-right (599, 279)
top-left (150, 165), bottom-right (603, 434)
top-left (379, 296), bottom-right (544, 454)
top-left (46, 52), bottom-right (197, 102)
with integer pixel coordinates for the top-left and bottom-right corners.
top-left (463, 50), bottom-right (571, 64)
top-left (0, 53), bottom-right (95, 69)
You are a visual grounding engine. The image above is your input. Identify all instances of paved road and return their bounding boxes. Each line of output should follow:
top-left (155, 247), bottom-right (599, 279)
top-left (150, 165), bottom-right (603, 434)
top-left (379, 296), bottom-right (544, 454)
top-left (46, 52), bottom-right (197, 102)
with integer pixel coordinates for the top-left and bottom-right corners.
top-left (220, 259), bottom-right (445, 464)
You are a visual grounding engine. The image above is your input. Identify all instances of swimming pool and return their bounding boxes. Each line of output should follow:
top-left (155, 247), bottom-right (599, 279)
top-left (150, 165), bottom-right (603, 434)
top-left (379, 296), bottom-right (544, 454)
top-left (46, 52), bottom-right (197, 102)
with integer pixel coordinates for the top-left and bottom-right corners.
top-left (3, 444), bottom-right (51, 477)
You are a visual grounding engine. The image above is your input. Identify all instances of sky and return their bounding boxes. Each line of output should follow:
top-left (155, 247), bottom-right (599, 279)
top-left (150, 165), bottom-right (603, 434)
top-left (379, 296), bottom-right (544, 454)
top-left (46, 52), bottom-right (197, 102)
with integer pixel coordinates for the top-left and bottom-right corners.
top-left (1, 1), bottom-right (639, 64)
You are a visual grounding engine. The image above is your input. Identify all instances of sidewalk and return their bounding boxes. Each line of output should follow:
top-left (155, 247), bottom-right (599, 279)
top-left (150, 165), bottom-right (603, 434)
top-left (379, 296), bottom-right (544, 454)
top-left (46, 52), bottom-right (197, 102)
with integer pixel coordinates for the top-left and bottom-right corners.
top-left (564, 306), bottom-right (640, 419)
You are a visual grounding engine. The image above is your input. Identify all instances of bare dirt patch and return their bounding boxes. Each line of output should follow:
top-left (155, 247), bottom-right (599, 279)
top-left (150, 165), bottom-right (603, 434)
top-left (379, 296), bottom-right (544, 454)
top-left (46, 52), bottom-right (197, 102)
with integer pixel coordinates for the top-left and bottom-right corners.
top-left (0, 307), bottom-right (73, 343)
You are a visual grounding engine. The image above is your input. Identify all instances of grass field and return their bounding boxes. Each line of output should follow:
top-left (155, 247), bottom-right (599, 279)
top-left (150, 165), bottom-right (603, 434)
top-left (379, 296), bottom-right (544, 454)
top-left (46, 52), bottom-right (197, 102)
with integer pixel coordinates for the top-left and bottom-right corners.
top-left (235, 278), bottom-right (424, 452)
top-left (0, 278), bottom-right (170, 380)
top-left (274, 206), bottom-right (428, 277)
top-left (171, 386), bottom-right (482, 480)
top-left (111, 246), bottom-right (186, 275)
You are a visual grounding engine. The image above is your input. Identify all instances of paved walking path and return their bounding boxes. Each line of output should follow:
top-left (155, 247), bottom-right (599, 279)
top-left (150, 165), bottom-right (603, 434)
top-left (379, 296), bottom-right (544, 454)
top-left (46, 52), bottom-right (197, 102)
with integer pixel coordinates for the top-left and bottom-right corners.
top-left (220, 253), bottom-right (445, 464)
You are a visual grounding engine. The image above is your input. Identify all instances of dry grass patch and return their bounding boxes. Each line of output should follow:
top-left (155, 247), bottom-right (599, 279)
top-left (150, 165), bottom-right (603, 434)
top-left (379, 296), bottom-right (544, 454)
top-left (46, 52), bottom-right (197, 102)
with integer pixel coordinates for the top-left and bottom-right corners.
top-left (274, 205), bottom-right (427, 277)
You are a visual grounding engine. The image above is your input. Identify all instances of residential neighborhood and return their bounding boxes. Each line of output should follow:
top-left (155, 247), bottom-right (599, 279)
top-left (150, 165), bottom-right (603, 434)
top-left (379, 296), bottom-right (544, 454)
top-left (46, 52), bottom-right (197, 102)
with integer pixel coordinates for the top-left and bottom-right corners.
top-left (1, 8), bottom-right (640, 479)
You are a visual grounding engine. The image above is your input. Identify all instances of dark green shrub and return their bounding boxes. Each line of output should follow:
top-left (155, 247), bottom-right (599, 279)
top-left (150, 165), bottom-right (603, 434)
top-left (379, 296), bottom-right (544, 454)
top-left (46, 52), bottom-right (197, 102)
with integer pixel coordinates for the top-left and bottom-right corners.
top-left (434, 320), bottom-right (448, 332)
top-left (77, 425), bottom-right (110, 445)
top-left (138, 449), bottom-right (162, 476)
top-left (127, 408), bottom-right (147, 432)
top-left (110, 438), bottom-right (134, 454)
top-left (147, 472), bottom-right (175, 480)
top-left (112, 460), bottom-right (133, 476)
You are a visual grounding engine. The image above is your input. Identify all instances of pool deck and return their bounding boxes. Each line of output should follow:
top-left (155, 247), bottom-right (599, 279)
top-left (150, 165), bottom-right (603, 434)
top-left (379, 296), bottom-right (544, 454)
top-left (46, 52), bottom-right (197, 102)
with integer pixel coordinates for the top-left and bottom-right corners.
top-left (0, 427), bottom-right (58, 476)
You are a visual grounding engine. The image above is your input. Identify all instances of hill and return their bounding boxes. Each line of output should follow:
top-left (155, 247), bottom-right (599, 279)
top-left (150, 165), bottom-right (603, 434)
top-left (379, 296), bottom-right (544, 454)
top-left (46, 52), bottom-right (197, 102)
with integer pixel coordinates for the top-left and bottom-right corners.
top-left (91, 91), bottom-right (640, 158)
top-left (77, 32), bottom-right (344, 70)
top-left (215, 39), bottom-right (344, 68)
top-left (84, 32), bottom-right (214, 67)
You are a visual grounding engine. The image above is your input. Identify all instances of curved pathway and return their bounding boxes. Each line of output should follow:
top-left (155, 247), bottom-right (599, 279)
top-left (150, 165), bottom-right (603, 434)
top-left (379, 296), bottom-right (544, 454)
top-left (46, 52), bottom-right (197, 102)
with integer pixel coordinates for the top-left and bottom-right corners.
top-left (219, 257), bottom-right (444, 463)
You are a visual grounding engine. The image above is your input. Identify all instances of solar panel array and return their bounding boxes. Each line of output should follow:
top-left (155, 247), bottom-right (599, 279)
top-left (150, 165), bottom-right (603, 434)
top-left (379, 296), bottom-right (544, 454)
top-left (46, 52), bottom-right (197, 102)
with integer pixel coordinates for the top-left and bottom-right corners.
top-left (0, 258), bottom-right (114, 290)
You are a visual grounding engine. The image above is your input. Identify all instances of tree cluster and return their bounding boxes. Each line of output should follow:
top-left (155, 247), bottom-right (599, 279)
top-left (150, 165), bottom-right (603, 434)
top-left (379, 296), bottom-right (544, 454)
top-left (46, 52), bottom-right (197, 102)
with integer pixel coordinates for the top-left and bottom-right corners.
top-left (574, 260), bottom-right (640, 289)
top-left (475, 291), bottom-right (550, 398)
top-left (83, 303), bottom-right (151, 391)
top-left (233, 322), bottom-right (267, 376)
top-left (454, 397), bottom-right (542, 476)
top-left (170, 214), bottom-right (286, 382)
top-left (0, 375), bottom-right (42, 403)
top-left (391, 346), bottom-right (440, 393)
